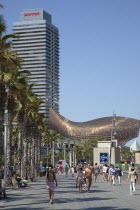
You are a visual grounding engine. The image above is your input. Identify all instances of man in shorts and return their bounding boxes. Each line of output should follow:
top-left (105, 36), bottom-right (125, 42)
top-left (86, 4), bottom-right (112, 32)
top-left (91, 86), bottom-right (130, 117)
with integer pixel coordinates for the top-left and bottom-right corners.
top-left (85, 164), bottom-right (93, 192)
top-left (46, 164), bottom-right (57, 204)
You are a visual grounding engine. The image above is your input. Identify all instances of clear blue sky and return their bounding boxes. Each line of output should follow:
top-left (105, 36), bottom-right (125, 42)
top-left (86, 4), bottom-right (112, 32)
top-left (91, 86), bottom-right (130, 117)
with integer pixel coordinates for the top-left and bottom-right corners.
top-left (1, 0), bottom-right (140, 127)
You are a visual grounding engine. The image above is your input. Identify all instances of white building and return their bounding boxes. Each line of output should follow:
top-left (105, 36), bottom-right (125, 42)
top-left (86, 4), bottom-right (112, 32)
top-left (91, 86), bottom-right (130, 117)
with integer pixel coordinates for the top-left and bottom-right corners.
top-left (12, 9), bottom-right (60, 118)
top-left (130, 140), bottom-right (140, 151)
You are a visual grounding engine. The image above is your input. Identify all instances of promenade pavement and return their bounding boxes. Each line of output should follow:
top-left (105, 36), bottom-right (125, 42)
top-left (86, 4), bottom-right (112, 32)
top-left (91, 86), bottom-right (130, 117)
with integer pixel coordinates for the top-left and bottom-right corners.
top-left (1, 173), bottom-right (140, 210)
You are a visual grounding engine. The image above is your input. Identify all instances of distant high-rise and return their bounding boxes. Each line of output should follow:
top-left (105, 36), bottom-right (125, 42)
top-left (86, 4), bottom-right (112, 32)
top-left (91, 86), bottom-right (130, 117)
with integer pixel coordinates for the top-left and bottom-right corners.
top-left (12, 9), bottom-right (60, 118)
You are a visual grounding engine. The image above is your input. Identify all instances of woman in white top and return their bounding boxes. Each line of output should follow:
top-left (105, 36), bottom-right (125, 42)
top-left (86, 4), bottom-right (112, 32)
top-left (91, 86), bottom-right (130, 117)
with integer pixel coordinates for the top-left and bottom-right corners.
top-left (127, 168), bottom-right (138, 195)
top-left (102, 164), bottom-right (108, 181)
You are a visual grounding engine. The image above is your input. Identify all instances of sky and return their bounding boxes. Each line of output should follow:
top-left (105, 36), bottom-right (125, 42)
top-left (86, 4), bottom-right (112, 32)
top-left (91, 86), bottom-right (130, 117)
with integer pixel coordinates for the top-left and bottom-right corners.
top-left (1, 0), bottom-right (140, 144)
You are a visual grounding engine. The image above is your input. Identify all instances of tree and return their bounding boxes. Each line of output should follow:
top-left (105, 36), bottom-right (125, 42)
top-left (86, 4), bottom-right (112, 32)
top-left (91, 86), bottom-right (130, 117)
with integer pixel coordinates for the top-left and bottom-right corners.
top-left (73, 137), bottom-right (105, 165)
top-left (43, 129), bottom-right (59, 165)
top-left (0, 5), bottom-right (49, 187)
top-left (73, 144), bottom-right (82, 163)
top-left (0, 5), bottom-right (23, 186)
top-left (121, 151), bottom-right (134, 162)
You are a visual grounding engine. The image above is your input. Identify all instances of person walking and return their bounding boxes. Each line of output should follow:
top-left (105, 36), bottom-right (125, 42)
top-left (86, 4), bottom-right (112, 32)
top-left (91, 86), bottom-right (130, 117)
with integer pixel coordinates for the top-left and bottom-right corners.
top-left (109, 165), bottom-right (116, 185)
top-left (76, 167), bottom-right (85, 192)
top-left (127, 167), bottom-right (138, 195)
top-left (85, 164), bottom-right (93, 192)
top-left (117, 166), bottom-right (123, 185)
top-left (94, 163), bottom-right (100, 183)
top-left (46, 164), bottom-right (57, 204)
top-left (102, 164), bottom-right (108, 181)
top-left (71, 166), bottom-right (75, 177)
top-left (65, 165), bottom-right (69, 177)
top-left (129, 163), bottom-right (138, 184)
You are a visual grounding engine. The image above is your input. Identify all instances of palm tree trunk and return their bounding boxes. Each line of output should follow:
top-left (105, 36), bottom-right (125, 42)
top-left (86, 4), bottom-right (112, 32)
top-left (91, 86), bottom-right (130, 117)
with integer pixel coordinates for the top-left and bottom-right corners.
top-left (17, 129), bottom-right (22, 175)
top-left (32, 137), bottom-right (35, 178)
top-left (34, 132), bottom-right (39, 177)
top-left (0, 83), bottom-right (6, 188)
top-left (38, 135), bottom-right (41, 175)
top-left (6, 112), bottom-right (13, 187)
top-left (28, 142), bottom-right (33, 180)
top-left (23, 140), bottom-right (28, 179)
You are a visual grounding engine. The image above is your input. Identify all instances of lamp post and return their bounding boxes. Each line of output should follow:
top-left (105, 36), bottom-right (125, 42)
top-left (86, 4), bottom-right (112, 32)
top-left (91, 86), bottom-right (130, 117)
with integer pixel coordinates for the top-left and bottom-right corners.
top-left (69, 151), bottom-right (72, 168)
top-left (3, 109), bottom-right (8, 189)
top-left (64, 143), bottom-right (66, 160)
top-left (109, 112), bottom-right (116, 165)
top-left (73, 140), bottom-right (75, 166)
top-left (52, 141), bottom-right (54, 167)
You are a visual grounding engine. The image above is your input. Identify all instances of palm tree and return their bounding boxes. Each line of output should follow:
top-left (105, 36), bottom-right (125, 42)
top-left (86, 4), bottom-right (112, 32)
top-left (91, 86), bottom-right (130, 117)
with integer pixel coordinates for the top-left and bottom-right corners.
top-left (15, 84), bottom-right (36, 177)
top-left (73, 137), bottom-right (105, 165)
top-left (15, 82), bottom-right (33, 176)
top-left (6, 71), bottom-right (30, 186)
top-left (0, 5), bottom-right (50, 186)
top-left (43, 129), bottom-right (59, 165)
top-left (0, 5), bottom-right (22, 186)
top-left (73, 144), bottom-right (82, 163)
top-left (121, 151), bottom-right (134, 163)
top-left (12, 125), bottom-right (19, 167)
top-left (0, 4), bottom-right (6, 35)
top-left (17, 87), bottom-right (45, 179)
top-left (0, 4), bottom-right (6, 183)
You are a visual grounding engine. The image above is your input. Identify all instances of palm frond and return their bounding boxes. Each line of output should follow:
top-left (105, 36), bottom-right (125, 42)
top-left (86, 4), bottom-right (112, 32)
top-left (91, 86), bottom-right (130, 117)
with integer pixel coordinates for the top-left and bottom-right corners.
top-left (0, 4), bottom-right (4, 8)
top-left (1, 33), bottom-right (19, 41)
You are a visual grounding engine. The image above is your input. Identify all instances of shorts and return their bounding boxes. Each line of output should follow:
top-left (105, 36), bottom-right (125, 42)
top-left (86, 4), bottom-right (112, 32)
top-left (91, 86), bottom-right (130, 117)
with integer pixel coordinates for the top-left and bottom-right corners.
top-left (86, 177), bottom-right (92, 186)
top-left (47, 182), bottom-right (56, 191)
top-left (78, 178), bottom-right (85, 185)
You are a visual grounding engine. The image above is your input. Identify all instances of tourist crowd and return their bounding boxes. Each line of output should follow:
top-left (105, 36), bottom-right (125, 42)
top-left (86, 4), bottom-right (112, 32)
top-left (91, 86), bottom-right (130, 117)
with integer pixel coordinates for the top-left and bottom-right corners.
top-left (45, 162), bottom-right (139, 204)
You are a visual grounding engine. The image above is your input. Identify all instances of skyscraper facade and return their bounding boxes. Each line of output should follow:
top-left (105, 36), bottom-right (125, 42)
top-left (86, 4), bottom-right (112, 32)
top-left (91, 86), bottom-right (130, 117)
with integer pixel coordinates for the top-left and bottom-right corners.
top-left (12, 9), bottom-right (59, 118)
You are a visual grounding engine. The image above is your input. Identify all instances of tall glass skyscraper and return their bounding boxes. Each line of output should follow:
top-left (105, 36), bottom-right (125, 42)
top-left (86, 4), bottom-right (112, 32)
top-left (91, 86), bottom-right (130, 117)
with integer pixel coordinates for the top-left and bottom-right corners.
top-left (12, 9), bottom-right (59, 118)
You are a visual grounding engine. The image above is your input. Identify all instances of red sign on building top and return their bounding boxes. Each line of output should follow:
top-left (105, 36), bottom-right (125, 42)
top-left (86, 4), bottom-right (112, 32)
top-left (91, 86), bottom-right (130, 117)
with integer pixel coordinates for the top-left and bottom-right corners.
top-left (24, 12), bottom-right (40, 16)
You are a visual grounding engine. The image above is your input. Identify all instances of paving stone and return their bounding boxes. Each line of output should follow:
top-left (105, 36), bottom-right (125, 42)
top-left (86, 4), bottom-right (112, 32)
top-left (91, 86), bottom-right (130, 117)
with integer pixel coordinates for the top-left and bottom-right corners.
top-left (1, 174), bottom-right (140, 210)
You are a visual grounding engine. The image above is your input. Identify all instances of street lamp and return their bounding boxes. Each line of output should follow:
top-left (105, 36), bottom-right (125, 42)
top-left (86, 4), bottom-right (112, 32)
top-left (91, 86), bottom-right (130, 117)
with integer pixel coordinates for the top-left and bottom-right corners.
top-left (109, 112), bottom-right (116, 165)
top-left (52, 141), bottom-right (54, 167)
top-left (3, 109), bottom-right (8, 189)
top-left (63, 143), bottom-right (66, 160)
top-left (69, 151), bottom-right (72, 168)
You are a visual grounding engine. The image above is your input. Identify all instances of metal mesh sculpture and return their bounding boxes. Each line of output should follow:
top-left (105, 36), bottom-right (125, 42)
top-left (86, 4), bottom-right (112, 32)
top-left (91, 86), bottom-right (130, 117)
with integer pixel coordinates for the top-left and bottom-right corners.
top-left (48, 108), bottom-right (140, 145)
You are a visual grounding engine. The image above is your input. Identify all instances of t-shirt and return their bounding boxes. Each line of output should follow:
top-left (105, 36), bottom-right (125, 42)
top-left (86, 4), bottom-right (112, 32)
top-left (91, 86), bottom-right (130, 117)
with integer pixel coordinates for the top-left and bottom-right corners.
top-left (65, 167), bottom-right (69, 172)
top-left (128, 170), bottom-right (137, 181)
top-left (102, 166), bottom-right (108, 173)
top-left (109, 168), bottom-right (116, 175)
top-left (16, 177), bottom-right (22, 182)
top-left (71, 167), bottom-right (74, 173)
top-left (94, 166), bottom-right (100, 173)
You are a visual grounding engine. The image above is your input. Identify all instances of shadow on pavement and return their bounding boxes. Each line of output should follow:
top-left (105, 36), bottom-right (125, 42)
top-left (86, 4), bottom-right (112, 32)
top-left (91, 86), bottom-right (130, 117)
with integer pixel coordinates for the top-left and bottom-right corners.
top-left (59, 207), bottom-right (134, 210)
top-left (54, 196), bottom-right (115, 204)
top-left (56, 189), bottom-right (109, 194)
